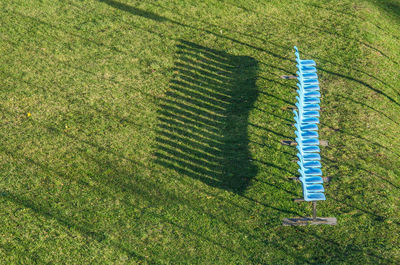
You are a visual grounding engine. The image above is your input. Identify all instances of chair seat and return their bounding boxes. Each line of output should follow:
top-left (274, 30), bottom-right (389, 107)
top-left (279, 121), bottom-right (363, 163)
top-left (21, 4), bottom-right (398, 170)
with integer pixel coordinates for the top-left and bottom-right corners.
top-left (297, 64), bottom-right (317, 73)
top-left (295, 123), bottom-right (318, 133)
top-left (295, 96), bottom-right (320, 110)
top-left (297, 83), bottom-right (320, 92)
top-left (301, 79), bottom-right (319, 86)
top-left (300, 59), bottom-right (316, 66)
top-left (302, 160), bottom-right (321, 168)
top-left (296, 58), bottom-right (316, 67)
top-left (303, 84), bottom-right (320, 91)
top-left (304, 184), bottom-right (324, 193)
top-left (294, 110), bottom-right (319, 124)
top-left (296, 138), bottom-right (319, 146)
top-left (296, 102), bottom-right (320, 111)
top-left (303, 91), bottom-right (321, 98)
top-left (297, 145), bottom-right (320, 153)
top-left (298, 71), bottom-right (317, 79)
top-left (297, 89), bottom-right (320, 98)
top-left (303, 97), bottom-right (320, 104)
top-left (298, 160), bottom-right (321, 169)
top-left (295, 115), bottom-right (319, 124)
top-left (304, 167), bottom-right (322, 175)
top-left (297, 123), bottom-right (318, 131)
top-left (304, 192), bottom-right (326, 201)
top-left (301, 153), bottom-right (321, 161)
top-left (301, 177), bottom-right (323, 184)
top-left (297, 130), bottom-right (318, 138)
top-left (299, 167), bottom-right (322, 176)
top-left (303, 110), bottom-right (320, 117)
top-left (299, 172), bottom-right (323, 183)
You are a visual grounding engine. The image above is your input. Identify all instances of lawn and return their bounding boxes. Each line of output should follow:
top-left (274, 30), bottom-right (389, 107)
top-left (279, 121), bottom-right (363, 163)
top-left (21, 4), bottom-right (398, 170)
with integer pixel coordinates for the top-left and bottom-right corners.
top-left (0, 0), bottom-right (400, 264)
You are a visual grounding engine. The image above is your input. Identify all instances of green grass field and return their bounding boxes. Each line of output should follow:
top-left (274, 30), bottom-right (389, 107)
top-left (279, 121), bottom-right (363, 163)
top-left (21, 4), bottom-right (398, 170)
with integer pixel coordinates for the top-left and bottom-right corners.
top-left (1, 0), bottom-right (400, 263)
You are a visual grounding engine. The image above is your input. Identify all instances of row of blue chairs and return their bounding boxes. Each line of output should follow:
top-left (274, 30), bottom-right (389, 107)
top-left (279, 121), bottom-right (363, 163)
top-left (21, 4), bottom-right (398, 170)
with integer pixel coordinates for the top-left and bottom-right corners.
top-left (293, 46), bottom-right (326, 202)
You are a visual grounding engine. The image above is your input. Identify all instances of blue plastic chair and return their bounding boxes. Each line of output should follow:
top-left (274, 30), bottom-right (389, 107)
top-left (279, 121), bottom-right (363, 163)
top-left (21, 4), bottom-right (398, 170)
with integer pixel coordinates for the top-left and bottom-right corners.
top-left (295, 130), bottom-right (319, 139)
top-left (297, 71), bottom-right (318, 80)
top-left (299, 171), bottom-right (324, 184)
top-left (294, 46), bottom-right (326, 202)
top-left (297, 144), bottom-right (320, 153)
top-left (295, 102), bottom-right (320, 112)
top-left (296, 86), bottom-right (321, 99)
top-left (295, 122), bottom-right (319, 131)
top-left (294, 110), bottom-right (320, 124)
top-left (294, 46), bottom-right (316, 66)
top-left (297, 152), bottom-right (320, 161)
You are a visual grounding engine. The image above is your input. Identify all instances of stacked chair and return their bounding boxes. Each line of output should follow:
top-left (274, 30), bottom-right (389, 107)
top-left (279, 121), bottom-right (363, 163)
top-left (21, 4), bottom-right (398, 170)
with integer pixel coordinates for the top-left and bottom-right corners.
top-left (293, 46), bottom-right (326, 202)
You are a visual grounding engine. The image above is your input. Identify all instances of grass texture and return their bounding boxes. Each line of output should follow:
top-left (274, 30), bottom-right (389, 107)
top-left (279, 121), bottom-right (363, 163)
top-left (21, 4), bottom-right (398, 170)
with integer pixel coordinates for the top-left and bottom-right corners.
top-left (0, 0), bottom-right (400, 263)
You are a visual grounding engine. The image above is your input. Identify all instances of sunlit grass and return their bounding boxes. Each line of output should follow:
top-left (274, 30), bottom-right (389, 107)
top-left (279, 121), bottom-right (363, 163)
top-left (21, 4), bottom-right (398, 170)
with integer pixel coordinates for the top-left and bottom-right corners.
top-left (0, 0), bottom-right (399, 263)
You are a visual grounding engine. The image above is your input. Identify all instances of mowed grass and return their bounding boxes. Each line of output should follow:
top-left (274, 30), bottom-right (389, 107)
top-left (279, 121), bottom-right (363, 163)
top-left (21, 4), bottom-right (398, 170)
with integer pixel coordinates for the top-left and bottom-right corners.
top-left (1, 0), bottom-right (400, 263)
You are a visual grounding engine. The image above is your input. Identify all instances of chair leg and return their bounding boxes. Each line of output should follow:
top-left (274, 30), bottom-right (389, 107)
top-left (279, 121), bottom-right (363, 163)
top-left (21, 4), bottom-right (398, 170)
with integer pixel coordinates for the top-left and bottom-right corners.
top-left (312, 201), bottom-right (317, 221)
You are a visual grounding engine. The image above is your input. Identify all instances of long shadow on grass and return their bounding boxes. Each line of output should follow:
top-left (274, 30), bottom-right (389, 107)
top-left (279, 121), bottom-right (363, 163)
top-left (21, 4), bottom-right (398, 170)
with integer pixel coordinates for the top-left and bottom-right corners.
top-left (98, 0), bottom-right (170, 23)
top-left (14, 5), bottom-right (400, 115)
top-left (97, 0), bottom-right (290, 62)
top-left (366, 0), bottom-right (400, 27)
top-left (154, 40), bottom-right (259, 194)
top-left (98, 0), bottom-right (400, 112)
top-left (11, 5), bottom-right (400, 111)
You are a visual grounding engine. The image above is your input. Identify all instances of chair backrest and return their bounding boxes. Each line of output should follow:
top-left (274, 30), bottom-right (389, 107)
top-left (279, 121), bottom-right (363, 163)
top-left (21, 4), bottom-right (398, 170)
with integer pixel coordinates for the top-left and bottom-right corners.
top-left (294, 46), bottom-right (301, 60)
